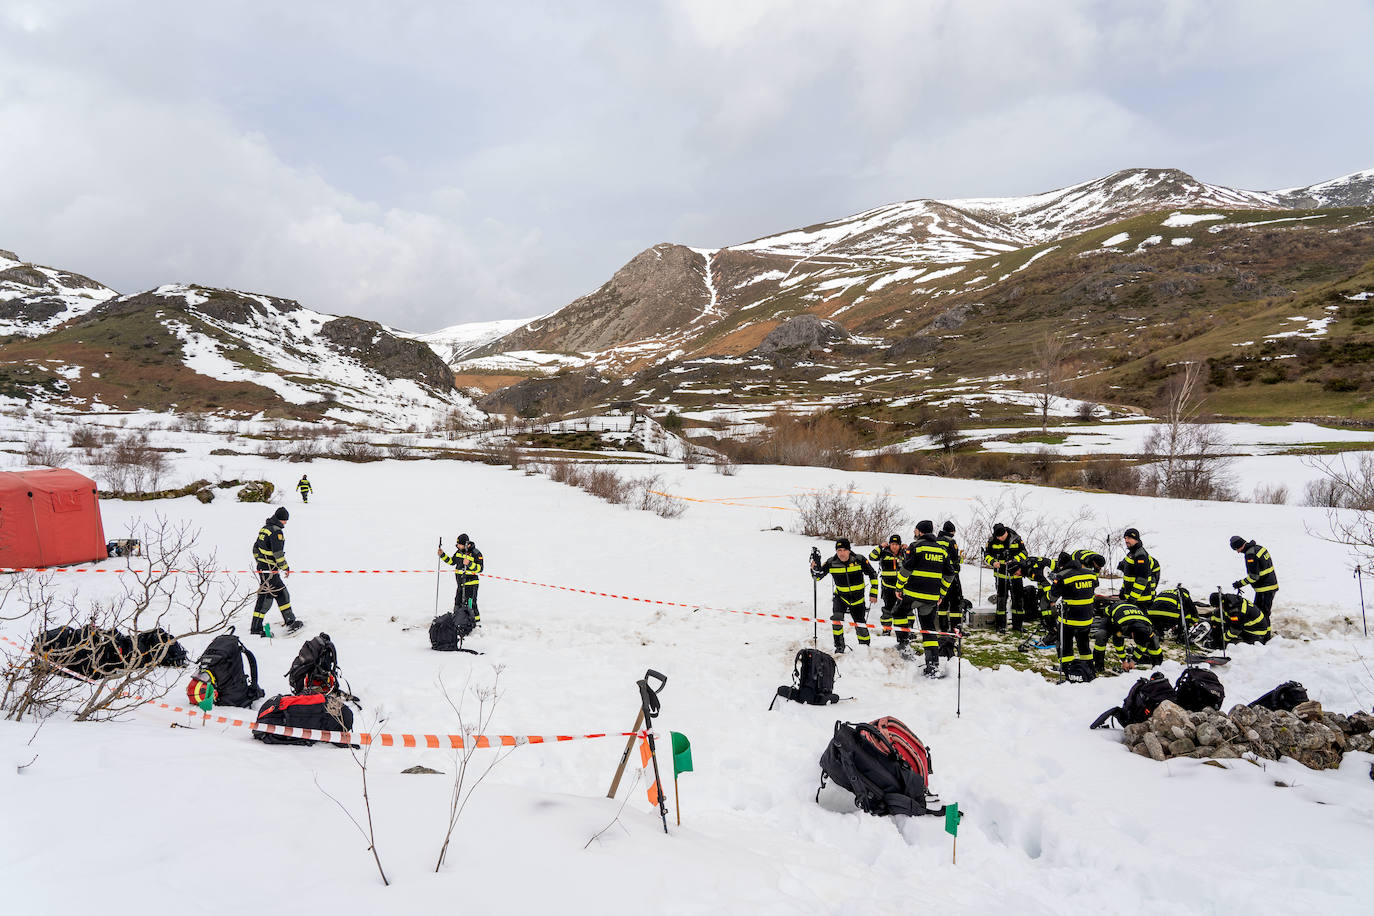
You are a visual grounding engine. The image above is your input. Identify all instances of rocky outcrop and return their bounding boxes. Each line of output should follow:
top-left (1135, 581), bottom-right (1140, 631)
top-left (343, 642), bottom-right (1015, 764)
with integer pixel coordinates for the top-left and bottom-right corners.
top-left (1120, 699), bottom-right (1374, 769)
top-left (477, 368), bottom-right (610, 418)
top-left (751, 315), bottom-right (850, 357)
top-left (319, 316), bottom-right (455, 389)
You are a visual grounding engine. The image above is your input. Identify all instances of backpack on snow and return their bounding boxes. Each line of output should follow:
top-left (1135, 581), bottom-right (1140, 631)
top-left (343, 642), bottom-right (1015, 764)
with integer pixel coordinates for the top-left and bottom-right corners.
top-left (1062, 659), bottom-right (1096, 684)
top-left (132, 628), bottom-right (188, 668)
top-left (1174, 666), bottom-right (1225, 712)
top-left (190, 633), bottom-right (264, 708)
top-left (769, 648), bottom-right (839, 709)
top-left (1249, 680), bottom-right (1308, 712)
top-left (1090, 671), bottom-right (1176, 729)
top-left (429, 605), bottom-right (476, 651)
top-left (818, 717), bottom-right (941, 817)
top-left (32, 625), bottom-right (130, 680)
top-left (287, 633), bottom-right (340, 694)
top-left (251, 693), bottom-right (355, 746)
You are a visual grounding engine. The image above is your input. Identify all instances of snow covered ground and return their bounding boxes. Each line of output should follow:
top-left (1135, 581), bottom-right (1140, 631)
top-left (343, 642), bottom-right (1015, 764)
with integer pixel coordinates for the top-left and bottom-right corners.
top-left (2, 423), bottom-right (1373, 915)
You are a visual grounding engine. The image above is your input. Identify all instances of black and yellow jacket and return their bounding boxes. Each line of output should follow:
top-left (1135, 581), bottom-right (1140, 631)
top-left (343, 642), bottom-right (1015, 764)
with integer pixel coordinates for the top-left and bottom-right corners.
top-left (252, 519), bottom-right (288, 571)
top-left (441, 544), bottom-right (484, 587)
top-left (1050, 561), bottom-right (1098, 622)
top-left (937, 534), bottom-right (963, 575)
top-left (867, 544), bottom-right (907, 592)
top-left (1218, 594), bottom-right (1271, 640)
top-left (1018, 555), bottom-right (1057, 602)
top-left (1100, 599), bottom-right (1151, 635)
top-left (983, 529), bottom-right (1027, 581)
top-left (1239, 541), bottom-right (1278, 593)
top-left (897, 535), bottom-right (954, 605)
top-left (1121, 542), bottom-right (1159, 604)
top-left (813, 553), bottom-right (880, 607)
top-left (296, 477), bottom-right (312, 494)
top-left (1148, 588), bottom-right (1198, 628)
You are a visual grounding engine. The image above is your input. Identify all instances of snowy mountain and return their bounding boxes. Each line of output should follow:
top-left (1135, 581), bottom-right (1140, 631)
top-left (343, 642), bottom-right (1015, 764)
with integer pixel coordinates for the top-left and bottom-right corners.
top-left (0, 279), bottom-right (480, 425)
top-left (0, 249), bottom-right (118, 338)
top-left (411, 317), bottom-right (538, 363)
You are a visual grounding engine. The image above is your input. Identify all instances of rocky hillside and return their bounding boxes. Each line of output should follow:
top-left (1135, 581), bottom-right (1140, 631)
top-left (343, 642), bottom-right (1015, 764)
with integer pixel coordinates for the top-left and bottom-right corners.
top-left (457, 166), bottom-right (1374, 428)
top-left (0, 269), bottom-right (477, 425)
top-left (0, 249), bottom-right (117, 338)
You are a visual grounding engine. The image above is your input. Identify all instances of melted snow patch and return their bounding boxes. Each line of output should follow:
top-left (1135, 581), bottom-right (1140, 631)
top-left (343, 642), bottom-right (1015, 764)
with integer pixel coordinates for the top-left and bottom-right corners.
top-left (1170, 237), bottom-right (1193, 246)
top-left (1101, 232), bottom-right (1130, 247)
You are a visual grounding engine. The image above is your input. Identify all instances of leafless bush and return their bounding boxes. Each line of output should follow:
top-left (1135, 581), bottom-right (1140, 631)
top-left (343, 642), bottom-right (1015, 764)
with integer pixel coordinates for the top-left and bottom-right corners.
top-left (1305, 454), bottom-right (1374, 567)
top-left (436, 667), bottom-right (513, 873)
top-left (683, 442), bottom-right (699, 470)
top-left (628, 474), bottom-right (687, 519)
top-left (966, 491), bottom-right (1102, 563)
top-left (0, 518), bottom-right (252, 722)
top-left (1076, 401), bottom-right (1098, 421)
top-left (792, 483), bottom-right (907, 545)
top-left (727, 410), bottom-right (862, 468)
top-left (69, 427), bottom-right (102, 452)
top-left (22, 434), bottom-right (68, 468)
top-left (712, 452), bottom-right (738, 476)
top-left (1139, 422), bottom-right (1236, 501)
top-left (91, 430), bottom-right (169, 493)
top-left (316, 712), bottom-right (390, 886)
top-left (926, 415), bottom-right (963, 452)
top-left (1078, 458), bottom-right (1142, 494)
top-left (385, 435), bottom-right (418, 459)
top-left (336, 439), bottom-right (381, 461)
top-left (581, 467), bottom-right (628, 504)
top-left (290, 438), bottom-right (323, 462)
top-left (1251, 482), bottom-right (1290, 505)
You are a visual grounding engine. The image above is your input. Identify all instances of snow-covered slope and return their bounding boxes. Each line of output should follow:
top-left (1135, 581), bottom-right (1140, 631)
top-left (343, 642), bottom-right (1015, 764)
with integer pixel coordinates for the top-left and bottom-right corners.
top-left (0, 249), bottom-right (118, 337)
top-left (412, 317), bottom-right (537, 364)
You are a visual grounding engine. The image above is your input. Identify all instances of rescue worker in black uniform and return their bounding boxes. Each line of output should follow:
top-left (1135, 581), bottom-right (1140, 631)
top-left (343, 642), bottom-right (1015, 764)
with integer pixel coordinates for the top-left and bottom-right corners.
top-left (983, 523), bottom-right (1028, 632)
top-left (1049, 550), bottom-right (1103, 679)
top-left (1091, 597), bottom-right (1163, 672)
top-left (1120, 528), bottom-right (1159, 606)
top-left (868, 535), bottom-right (906, 637)
top-left (251, 506), bottom-right (302, 636)
top-left (1230, 536), bottom-right (1278, 626)
top-left (894, 520), bottom-right (955, 676)
top-left (811, 538), bottom-right (879, 653)
top-left (1147, 586), bottom-right (1198, 640)
top-left (296, 475), bottom-right (312, 503)
top-left (1207, 590), bottom-right (1272, 645)
top-left (935, 520), bottom-right (966, 644)
top-left (1010, 555), bottom-right (1058, 643)
top-left (439, 533), bottom-right (484, 625)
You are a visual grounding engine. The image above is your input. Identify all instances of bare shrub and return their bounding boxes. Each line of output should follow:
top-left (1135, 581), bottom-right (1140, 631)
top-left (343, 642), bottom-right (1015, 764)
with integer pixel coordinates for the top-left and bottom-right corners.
top-left (628, 474), bottom-right (687, 519)
top-left (966, 491), bottom-right (1102, 564)
top-left (92, 430), bottom-right (169, 493)
top-left (385, 435), bottom-right (418, 459)
top-left (1251, 482), bottom-right (1290, 505)
top-left (1305, 454), bottom-right (1374, 567)
top-left (926, 415), bottom-right (963, 452)
top-left (22, 434), bottom-right (68, 468)
top-left (792, 483), bottom-right (907, 546)
top-left (290, 438), bottom-right (323, 462)
top-left (581, 467), bottom-right (628, 504)
top-left (729, 410), bottom-right (862, 468)
top-left (435, 667), bottom-right (512, 872)
top-left (1137, 363), bottom-right (1235, 501)
top-left (0, 519), bottom-right (252, 722)
top-left (712, 451), bottom-right (738, 476)
top-left (69, 427), bottom-right (102, 452)
top-left (1076, 401), bottom-right (1098, 422)
top-left (1079, 458), bottom-right (1142, 494)
top-left (336, 439), bottom-right (381, 461)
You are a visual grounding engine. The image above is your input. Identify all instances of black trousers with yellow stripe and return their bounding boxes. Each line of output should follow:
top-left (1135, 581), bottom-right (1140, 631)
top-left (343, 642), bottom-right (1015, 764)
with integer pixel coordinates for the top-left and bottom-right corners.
top-left (1253, 589), bottom-right (1275, 625)
top-left (1059, 607), bottom-right (1093, 669)
top-left (831, 595), bottom-right (870, 650)
top-left (252, 570), bottom-right (297, 633)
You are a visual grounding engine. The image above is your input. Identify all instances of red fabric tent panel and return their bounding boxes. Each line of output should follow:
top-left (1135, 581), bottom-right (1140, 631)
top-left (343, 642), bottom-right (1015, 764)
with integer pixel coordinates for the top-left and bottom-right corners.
top-left (0, 469), bottom-right (107, 568)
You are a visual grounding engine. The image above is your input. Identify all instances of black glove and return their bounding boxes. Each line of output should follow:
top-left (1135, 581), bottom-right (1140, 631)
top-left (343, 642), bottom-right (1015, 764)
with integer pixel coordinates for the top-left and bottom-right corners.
top-left (1231, 580), bottom-right (1244, 589)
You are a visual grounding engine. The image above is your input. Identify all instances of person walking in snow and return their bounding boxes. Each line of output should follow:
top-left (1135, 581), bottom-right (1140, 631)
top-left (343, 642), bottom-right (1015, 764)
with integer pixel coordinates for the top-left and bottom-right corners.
top-left (1229, 535), bottom-right (1277, 625)
top-left (895, 520), bottom-right (955, 676)
top-left (439, 533), bottom-right (484, 625)
top-left (251, 507), bottom-right (302, 636)
top-left (983, 523), bottom-right (1028, 632)
top-left (867, 535), bottom-right (906, 637)
top-left (1120, 528), bottom-right (1159, 605)
top-left (297, 475), bottom-right (312, 503)
top-left (811, 538), bottom-right (879, 654)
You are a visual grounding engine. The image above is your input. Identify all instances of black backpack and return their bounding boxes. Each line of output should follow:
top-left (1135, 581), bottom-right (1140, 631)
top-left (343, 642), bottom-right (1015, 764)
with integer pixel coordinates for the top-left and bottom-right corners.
top-left (288, 634), bottom-right (339, 694)
top-left (252, 693), bottom-right (355, 746)
top-left (817, 721), bottom-right (937, 817)
top-left (429, 606), bottom-right (476, 651)
top-left (1062, 659), bottom-right (1096, 684)
top-left (1249, 680), bottom-right (1308, 711)
top-left (1174, 667), bottom-right (1225, 712)
top-left (770, 649), bottom-right (839, 709)
top-left (132, 628), bottom-right (188, 668)
top-left (194, 633), bottom-right (264, 707)
top-left (32, 625), bottom-right (131, 679)
top-left (1091, 671), bottom-right (1176, 729)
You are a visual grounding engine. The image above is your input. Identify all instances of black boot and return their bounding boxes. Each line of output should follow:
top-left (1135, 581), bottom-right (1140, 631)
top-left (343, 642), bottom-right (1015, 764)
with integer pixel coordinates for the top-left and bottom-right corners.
top-left (833, 642), bottom-right (848, 655)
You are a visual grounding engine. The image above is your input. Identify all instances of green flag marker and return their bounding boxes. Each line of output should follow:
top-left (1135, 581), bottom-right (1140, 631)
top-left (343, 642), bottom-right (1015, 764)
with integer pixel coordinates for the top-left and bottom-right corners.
top-left (670, 731), bottom-right (693, 776)
top-left (944, 802), bottom-right (960, 837)
top-left (263, 622), bottom-right (272, 639)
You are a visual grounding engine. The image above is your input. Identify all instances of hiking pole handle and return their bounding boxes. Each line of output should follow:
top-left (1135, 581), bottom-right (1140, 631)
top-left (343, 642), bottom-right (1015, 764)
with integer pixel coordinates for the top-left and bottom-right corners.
top-left (638, 669), bottom-right (667, 719)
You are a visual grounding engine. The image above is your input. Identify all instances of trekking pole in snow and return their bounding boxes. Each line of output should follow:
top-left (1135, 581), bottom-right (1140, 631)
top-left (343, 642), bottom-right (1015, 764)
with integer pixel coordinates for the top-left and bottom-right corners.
top-left (955, 631), bottom-right (962, 718)
top-left (810, 547), bottom-right (821, 647)
top-left (636, 670), bottom-right (671, 834)
top-left (1356, 566), bottom-right (1368, 637)
top-left (607, 708), bottom-right (645, 799)
top-left (434, 537), bottom-right (442, 617)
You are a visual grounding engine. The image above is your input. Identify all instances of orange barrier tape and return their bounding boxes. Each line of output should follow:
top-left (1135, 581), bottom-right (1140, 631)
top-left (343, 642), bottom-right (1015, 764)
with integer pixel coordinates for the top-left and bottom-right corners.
top-left (0, 633), bottom-right (643, 749)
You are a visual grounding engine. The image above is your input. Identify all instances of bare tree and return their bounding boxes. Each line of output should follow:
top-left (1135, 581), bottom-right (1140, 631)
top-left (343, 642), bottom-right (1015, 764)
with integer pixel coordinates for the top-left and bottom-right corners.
top-left (792, 484), bottom-right (908, 546)
top-left (435, 667), bottom-right (513, 872)
top-left (1033, 333), bottom-right (1070, 434)
top-left (1139, 362), bottom-right (1235, 500)
top-left (1305, 454), bottom-right (1374, 567)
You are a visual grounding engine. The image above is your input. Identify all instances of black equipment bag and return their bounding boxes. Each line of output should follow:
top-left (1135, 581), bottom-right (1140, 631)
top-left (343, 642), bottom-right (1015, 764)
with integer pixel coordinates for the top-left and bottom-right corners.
top-left (287, 633), bottom-right (339, 693)
top-left (132, 627), bottom-right (188, 668)
top-left (32, 625), bottom-right (130, 679)
top-left (1091, 671), bottom-right (1176, 729)
top-left (429, 606), bottom-right (476, 651)
top-left (817, 721), bottom-right (934, 817)
top-left (1174, 667), bottom-right (1225, 712)
top-left (251, 693), bottom-right (354, 746)
top-left (1249, 680), bottom-right (1308, 711)
top-left (1062, 659), bottom-right (1096, 684)
top-left (770, 648), bottom-right (839, 708)
top-left (195, 633), bottom-right (264, 707)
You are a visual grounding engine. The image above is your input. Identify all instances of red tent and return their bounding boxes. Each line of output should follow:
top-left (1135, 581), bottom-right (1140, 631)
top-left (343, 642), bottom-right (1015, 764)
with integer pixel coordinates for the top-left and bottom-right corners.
top-left (0, 469), bottom-right (107, 569)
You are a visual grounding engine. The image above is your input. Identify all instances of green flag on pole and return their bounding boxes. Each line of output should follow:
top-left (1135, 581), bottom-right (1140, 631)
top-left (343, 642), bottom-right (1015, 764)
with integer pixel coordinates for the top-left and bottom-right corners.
top-left (944, 802), bottom-right (961, 837)
top-left (670, 731), bottom-right (693, 776)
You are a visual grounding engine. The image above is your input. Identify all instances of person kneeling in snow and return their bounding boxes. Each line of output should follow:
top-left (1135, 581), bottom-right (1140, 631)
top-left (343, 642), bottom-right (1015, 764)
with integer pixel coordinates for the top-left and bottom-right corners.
top-left (1207, 591), bottom-right (1272, 646)
top-left (1092, 598), bottom-right (1162, 672)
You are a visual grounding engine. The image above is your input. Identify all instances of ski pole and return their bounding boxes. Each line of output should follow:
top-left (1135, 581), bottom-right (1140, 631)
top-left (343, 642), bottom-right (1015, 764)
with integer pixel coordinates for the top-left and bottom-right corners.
top-left (636, 670), bottom-right (671, 834)
top-left (434, 537), bottom-right (442, 617)
top-left (955, 629), bottom-right (962, 718)
top-left (1356, 566), bottom-right (1367, 637)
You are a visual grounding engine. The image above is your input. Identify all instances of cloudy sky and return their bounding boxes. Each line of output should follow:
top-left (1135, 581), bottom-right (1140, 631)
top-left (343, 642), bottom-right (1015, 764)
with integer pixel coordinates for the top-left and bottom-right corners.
top-left (1, 1), bottom-right (1371, 331)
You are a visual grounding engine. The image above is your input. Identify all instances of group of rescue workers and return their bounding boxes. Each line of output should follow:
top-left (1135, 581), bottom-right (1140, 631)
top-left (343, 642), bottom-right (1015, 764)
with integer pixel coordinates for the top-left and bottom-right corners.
top-left (812, 520), bottom-right (1279, 680)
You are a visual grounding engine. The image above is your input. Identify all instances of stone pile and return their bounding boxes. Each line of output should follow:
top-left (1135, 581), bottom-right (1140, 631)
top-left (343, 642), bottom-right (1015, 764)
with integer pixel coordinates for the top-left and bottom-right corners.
top-left (1122, 699), bottom-right (1374, 769)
